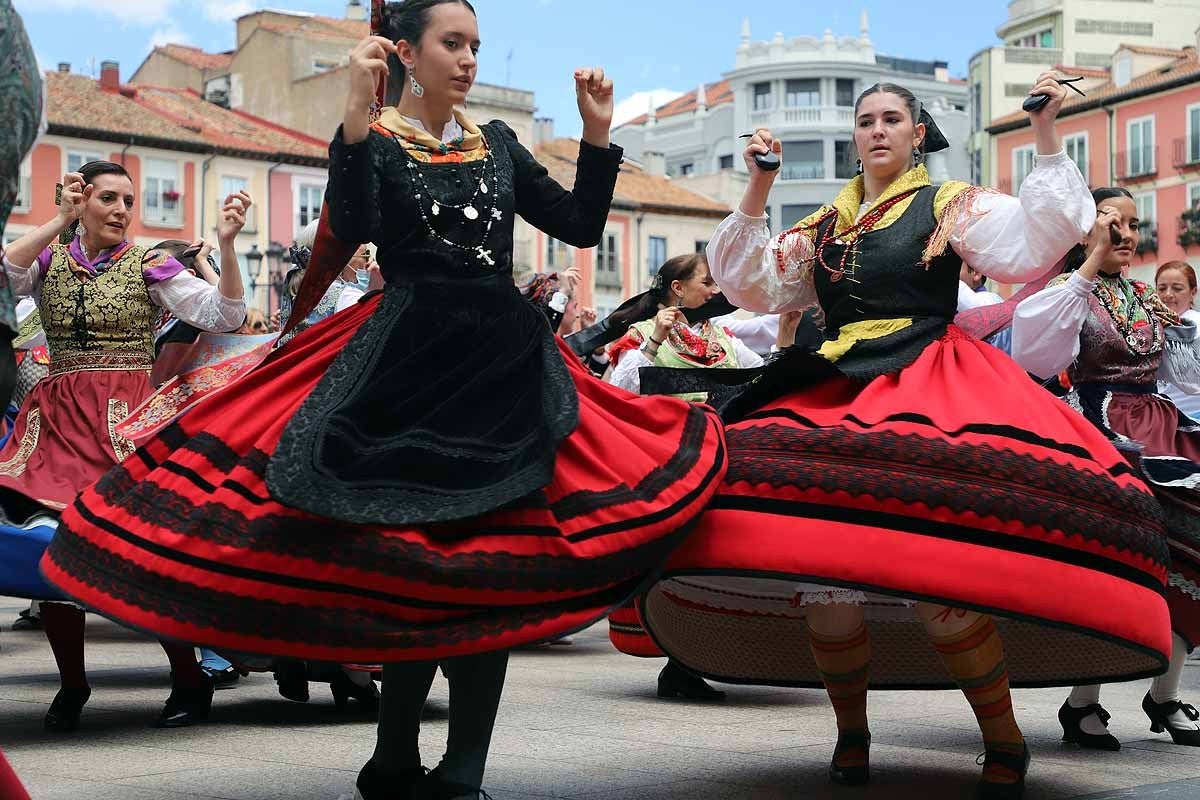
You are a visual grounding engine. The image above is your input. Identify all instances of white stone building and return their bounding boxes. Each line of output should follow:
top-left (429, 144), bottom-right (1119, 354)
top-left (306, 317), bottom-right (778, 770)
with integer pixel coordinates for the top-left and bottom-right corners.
top-left (613, 14), bottom-right (970, 233)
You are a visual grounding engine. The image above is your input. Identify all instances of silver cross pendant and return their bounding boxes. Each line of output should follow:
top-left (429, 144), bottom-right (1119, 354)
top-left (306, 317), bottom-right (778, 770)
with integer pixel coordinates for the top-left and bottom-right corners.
top-left (476, 246), bottom-right (495, 266)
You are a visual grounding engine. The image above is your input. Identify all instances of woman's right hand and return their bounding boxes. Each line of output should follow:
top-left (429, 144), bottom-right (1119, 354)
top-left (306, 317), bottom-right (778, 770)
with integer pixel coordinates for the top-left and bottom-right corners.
top-left (743, 129), bottom-right (783, 180)
top-left (1079, 207), bottom-right (1122, 280)
top-left (344, 35), bottom-right (397, 142)
top-left (652, 306), bottom-right (682, 341)
top-left (57, 172), bottom-right (88, 225)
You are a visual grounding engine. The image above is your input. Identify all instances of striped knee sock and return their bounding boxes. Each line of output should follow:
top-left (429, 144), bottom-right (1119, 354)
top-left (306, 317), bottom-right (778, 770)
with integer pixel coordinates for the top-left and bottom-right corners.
top-left (809, 622), bottom-right (871, 767)
top-left (930, 615), bottom-right (1024, 784)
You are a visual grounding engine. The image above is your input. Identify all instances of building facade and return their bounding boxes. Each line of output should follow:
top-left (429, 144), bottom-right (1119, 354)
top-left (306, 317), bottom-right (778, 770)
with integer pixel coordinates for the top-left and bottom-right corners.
top-left (531, 139), bottom-right (731, 319)
top-left (7, 65), bottom-right (330, 314)
top-left (612, 14), bottom-right (970, 234)
top-left (968, 0), bottom-right (1200, 186)
top-left (989, 40), bottom-right (1200, 279)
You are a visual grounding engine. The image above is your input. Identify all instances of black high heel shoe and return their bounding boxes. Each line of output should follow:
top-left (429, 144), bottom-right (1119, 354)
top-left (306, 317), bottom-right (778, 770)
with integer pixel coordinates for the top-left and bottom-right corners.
top-left (423, 767), bottom-right (494, 800)
top-left (656, 661), bottom-right (726, 701)
top-left (330, 670), bottom-right (380, 713)
top-left (1058, 700), bottom-right (1120, 751)
top-left (354, 760), bottom-right (428, 800)
top-left (1142, 692), bottom-right (1200, 746)
top-left (829, 729), bottom-right (871, 786)
top-left (975, 742), bottom-right (1031, 800)
top-left (44, 687), bottom-right (90, 732)
top-left (152, 685), bottom-right (214, 728)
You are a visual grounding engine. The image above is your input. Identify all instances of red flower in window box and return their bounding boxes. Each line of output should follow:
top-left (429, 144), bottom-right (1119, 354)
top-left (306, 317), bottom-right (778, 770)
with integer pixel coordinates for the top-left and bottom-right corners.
top-left (162, 190), bottom-right (181, 202)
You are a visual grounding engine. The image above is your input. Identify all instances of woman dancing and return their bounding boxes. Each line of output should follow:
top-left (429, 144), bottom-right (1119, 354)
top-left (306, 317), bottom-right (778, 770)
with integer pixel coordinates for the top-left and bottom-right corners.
top-left (42, 2), bottom-right (726, 798)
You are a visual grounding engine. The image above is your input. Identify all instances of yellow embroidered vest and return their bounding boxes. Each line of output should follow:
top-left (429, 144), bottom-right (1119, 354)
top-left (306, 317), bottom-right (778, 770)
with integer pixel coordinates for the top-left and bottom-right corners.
top-left (40, 243), bottom-right (157, 376)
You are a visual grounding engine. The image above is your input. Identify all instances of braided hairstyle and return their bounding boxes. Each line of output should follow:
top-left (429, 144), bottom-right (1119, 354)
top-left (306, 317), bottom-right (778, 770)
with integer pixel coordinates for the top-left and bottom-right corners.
top-left (378, 0), bottom-right (477, 105)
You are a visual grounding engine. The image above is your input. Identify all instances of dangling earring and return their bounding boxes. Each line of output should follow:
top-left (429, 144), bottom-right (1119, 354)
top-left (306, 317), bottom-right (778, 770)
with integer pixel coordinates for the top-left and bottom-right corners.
top-left (408, 66), bottom-right (425, 98)
top-left (855, 159), bottom-right (863, 175)
top-left (912, 146), bottom-right (923, 165)
top-left (76, 222), bottom-right (87, 239)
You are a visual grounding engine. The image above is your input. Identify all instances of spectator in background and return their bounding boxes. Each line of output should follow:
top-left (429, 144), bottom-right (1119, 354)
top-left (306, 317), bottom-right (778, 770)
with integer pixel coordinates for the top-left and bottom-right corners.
top-left (1157, 261), bottom-right (1200, 420)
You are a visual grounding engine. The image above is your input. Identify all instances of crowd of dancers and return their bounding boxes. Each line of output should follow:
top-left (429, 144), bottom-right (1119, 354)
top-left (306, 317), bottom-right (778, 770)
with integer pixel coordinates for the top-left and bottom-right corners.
top-left (1, 1), bottom-right (1199, 799)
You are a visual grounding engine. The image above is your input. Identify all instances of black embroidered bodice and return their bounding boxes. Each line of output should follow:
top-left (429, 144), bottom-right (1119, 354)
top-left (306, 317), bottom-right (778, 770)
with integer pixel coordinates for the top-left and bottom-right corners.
top-left (266, 121), bottom-right (624, 526)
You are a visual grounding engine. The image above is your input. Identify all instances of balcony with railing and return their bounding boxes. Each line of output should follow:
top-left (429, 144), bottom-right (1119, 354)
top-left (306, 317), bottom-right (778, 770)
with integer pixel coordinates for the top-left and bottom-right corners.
top-left (1116, 147), bottom-right (1158, 182)
top-left (779, 162), bottom-right (825, 181)
top-left (1136, 224), bottom-right (1157, 255)
top-left (1002, 47), bottom-right (1063, 66)
top-left (748, 106), bottom-right (855, 131)
top-left (1180, 209), bottom-right (1200, 250)
top-left (1172, 137), bottom-right (1200, 171)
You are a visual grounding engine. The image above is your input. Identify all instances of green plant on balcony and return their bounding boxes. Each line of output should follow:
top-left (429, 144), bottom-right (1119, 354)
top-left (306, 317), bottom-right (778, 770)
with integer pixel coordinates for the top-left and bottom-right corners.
top-left (1181, 209), bottom-right (1200, 249)
top-left (1136, 228), bottom-right (1157, 255)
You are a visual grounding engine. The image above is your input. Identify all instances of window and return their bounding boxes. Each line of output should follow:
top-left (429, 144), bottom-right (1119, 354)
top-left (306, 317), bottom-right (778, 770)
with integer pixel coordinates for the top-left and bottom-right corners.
top-left (67, 150), bottom-right (103, 174)
top-left (785, 79), bottom-right (820, 108)
top-left (1114, 56), bottom-right (1132, 88)
top-left (971, 83), bottom-right (982, 130)
top-left (647, 236), bottom-right (667, 280)
top-left (752, 82), bottom-right (772, 111)
top-left (835, 78), bottom-right (856, 108)
top-left (1133, 191), bottom-right (1156, 236)
top-left (218, 175), bottom-right (254, 231)
top-left (1127, 116), bottom-right (1155, 177)
top-left (1039, 29), bottom-right (1054, 48)
top-left (1190, 182), bottom-right (1200, 211)
top-left (678, 162), bottom-right (694, 177)
top-left (312, 58), bottom-right (340, 75)
top-left (718, 154), bottom-right (735, 170)
top-left (546, 235), bottom-right (571, 269)
top-left (296, 182), bottom-right (324, 228)
top-left (782, 204), bottom-right (820, 227)
top-left (834, 140), bottom-right (856, 179)
top-left (13, 156), bottom-right (31, 213)
top-left (1188, 104), bottom-right (1200, 165)
top-left (595, 231), bottom-right (620, 288)
top-left (1012, 145), bottom-right (1035, 193)
top-left (971, 149), bottom-right (982, 186)
top-left (1064, 133), bottom-right (1088, 183)
top-left (143, 157), bottom-right (182, 226)
top-left (781, 140), bottom-right (823, 180)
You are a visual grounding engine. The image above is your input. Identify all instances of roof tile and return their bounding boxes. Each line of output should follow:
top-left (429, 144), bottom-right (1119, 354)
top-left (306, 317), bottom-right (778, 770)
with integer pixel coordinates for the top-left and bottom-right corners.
top-left (156, 44), bottom-right (233, 71)
top-left (535, 139), bottom-right (729, 215)
top-left (621, 80), bottom-right (734, 127)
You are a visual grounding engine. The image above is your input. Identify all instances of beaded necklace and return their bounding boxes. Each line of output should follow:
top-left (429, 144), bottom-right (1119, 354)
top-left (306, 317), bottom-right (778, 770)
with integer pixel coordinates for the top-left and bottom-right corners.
top-left (389, 131), bottom-right (504, 267)
top-left (1092, 275), bottom-right (1163, 354)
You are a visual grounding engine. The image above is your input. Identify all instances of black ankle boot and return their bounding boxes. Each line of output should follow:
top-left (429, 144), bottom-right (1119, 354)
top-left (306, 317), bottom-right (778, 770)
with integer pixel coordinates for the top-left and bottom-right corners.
top-left (1142, 692), bottom-right (1200, 746)
top-left (354, 760), bottom-right (428, 800)
top-left (1058, 700), bottom-right (1120, 751)
top-left (423, 768), bottom-right (492, 800)
top-left (656, 661), bottom-right (726, 701)
top-left (975, 742), bottom-right (1031, 800)
top-left (44, 686), bottom-right (90, 732)
top-left (273, 658), bottom-right (310, 703)
top-left (331, 670), bottom-right (381, 713)
top-left (152, 684), bottom-right (214, 728)
top-left (829, 729), bottom-right (871, 786)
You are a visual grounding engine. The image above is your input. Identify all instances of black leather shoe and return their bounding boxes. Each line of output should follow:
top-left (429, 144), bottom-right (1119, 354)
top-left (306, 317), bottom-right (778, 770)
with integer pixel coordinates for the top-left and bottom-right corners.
top-left (273, 658), bottom-right (309, 703)
top-left (1058, 700), bottom-right (1120, 751)
top-left (152, 685), bottom-right (214, 728)
top-left (12, 609), bottom-right (41, 631)
top-left (202, 664), bottom-right (241, 690)
top-left (44, 687), bottom-right (90, 732)
top-left (331, 670), bottom-right (380, 713)
top-left (424, 768), bottom-right (493, 800)
top-left (354, 760), bottom-right (428, 800)
top-left (829, 729), bottom-right (871, 786)
top-left (1142, 692), bottom-right (1200, 746)
top-left (656, 661), bottom-right (726, 701)
top-left (975, 742), bottom-right (1031, 800)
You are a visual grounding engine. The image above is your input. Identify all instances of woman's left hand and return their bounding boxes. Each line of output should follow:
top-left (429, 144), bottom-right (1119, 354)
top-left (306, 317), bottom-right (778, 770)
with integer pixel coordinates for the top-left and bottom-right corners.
top-left (1027, 70), bottom-right (1069, 123)
top-left (217, 191), bottom-right (252, 244)
top-left (575, 67), bottom-right (613, 146)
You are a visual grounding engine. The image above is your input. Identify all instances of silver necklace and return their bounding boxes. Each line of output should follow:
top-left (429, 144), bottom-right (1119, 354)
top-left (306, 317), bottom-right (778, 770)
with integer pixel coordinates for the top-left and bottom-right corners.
top-left (390, 131), bottom-right (503, 266)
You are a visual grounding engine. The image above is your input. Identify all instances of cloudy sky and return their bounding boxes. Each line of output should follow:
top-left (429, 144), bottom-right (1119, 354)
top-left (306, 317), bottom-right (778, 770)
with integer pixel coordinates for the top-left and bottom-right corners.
top-left (13, 0), bottom-right (1007, 137)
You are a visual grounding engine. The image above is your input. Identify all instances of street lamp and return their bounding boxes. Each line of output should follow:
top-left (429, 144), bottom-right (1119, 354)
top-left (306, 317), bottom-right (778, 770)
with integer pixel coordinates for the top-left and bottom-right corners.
top-left (265, 241), bottom-right (286, 318)
top-left (244, 244), bottom-right (264, 311)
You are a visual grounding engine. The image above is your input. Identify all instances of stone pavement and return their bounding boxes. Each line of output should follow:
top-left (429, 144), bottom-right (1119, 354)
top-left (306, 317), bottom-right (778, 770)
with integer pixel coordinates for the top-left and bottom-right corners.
top-left (0, 598), bottom-right (1198, 800)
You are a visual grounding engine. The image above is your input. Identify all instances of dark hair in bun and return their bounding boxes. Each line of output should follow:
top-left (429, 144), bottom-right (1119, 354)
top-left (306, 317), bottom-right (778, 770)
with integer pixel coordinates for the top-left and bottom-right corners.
top-left (378, 0), bottom-right (477, 104)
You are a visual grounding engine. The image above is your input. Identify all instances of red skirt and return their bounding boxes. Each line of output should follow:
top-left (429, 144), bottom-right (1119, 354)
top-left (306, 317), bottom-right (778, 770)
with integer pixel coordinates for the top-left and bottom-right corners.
top-left (636, 327), bottom-right (1172, 688)
top-left (43, 295), bottom-right (727, 662)
top-left (0, 367), bottom-right (149, 512)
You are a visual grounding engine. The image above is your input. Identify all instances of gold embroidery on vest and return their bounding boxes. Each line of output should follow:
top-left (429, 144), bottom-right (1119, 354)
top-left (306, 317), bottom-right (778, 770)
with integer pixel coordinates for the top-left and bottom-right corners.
top-left (107, 399), bottom-right (136, 462)
top-left (0, 407), bottom-right (41, 477)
